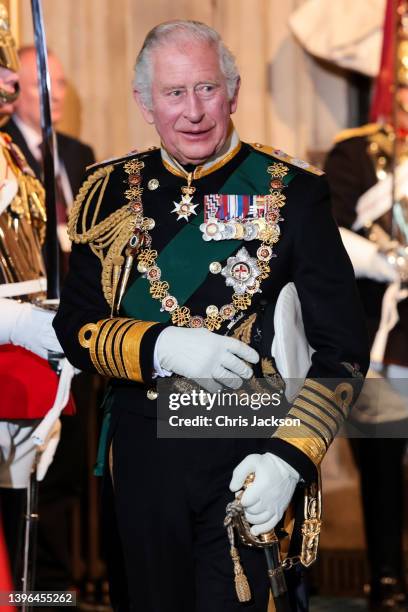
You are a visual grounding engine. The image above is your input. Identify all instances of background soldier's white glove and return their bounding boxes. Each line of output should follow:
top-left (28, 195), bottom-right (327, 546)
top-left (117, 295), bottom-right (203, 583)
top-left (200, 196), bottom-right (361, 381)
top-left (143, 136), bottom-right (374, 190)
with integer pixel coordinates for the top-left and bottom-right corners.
top-left (230, 453), bottom-right (300, 536)
top-left (339, 227), bottom-right (398, 283)
top-left (0, 298), bottom-right (62, 359)
top-left (155, 327), bottom-right (259, 392)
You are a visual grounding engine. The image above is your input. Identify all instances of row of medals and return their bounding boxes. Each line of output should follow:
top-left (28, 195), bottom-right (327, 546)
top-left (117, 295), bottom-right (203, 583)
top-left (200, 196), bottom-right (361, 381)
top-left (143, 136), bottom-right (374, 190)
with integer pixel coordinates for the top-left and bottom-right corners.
top-left (123, 159), bottom-right (286, 332)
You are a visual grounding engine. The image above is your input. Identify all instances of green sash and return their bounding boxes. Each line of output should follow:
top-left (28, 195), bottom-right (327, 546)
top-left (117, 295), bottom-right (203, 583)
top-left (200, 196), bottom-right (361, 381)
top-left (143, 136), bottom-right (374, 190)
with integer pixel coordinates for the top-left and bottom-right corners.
top-left (121, 150), bottom-right (296, 320)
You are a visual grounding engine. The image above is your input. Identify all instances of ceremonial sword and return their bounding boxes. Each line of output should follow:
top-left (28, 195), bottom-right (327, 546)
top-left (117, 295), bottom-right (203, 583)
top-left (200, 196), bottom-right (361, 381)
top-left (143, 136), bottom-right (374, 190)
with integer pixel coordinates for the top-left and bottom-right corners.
top-left (21, 3), bottom-right (60, 607)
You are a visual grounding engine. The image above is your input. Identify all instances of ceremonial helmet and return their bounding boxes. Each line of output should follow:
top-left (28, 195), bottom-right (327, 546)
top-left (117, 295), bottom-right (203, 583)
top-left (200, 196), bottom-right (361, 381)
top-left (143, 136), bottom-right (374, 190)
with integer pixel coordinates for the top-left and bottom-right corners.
top-left (0, 3), bottom-right (18, 73)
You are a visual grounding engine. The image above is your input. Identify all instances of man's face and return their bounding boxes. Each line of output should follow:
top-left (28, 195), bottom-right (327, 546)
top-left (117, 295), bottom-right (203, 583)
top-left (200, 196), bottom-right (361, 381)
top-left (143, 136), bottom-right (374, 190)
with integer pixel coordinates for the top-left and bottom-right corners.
top-left (135, 39), bottom-right (239, 165)
top-left (0, 67), bottom-right (18, 118)
top-left (14, 50), bottom-right (66, 130)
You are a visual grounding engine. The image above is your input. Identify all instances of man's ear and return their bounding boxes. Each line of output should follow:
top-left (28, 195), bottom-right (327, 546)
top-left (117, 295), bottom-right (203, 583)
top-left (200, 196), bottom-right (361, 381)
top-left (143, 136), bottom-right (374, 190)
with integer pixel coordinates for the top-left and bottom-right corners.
top-left (229, 77), bottom-right (241, 115)
top-left (133, 89), bottom-right (155, 125)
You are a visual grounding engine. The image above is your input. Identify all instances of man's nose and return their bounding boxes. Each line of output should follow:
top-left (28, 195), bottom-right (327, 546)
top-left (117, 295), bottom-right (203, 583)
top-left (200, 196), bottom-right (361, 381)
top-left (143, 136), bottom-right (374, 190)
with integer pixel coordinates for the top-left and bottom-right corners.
top-left (183, 91), bottom-right (204, 123)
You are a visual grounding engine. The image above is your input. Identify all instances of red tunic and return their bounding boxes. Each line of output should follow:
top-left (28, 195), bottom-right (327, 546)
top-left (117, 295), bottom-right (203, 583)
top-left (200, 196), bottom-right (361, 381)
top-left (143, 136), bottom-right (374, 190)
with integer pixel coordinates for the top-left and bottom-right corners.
top-left (0, 345), bottom-right (74, 419)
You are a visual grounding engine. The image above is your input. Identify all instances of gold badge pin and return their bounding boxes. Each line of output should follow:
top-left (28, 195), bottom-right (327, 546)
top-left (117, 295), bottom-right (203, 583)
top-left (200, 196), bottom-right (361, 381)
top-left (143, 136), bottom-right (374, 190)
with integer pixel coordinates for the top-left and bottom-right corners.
top-left (148, 178), bottom-right (159, 190)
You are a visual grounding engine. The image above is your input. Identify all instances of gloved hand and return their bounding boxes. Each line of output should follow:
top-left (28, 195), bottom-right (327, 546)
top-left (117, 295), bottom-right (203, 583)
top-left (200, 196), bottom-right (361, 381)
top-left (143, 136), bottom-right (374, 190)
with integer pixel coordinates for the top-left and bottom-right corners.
top-left (230, 452), bottom-right (300, 536)
top-left (0, 298), bottom-right (63, 360)
top-left (339, 227), bottom-right (398, 283)
top-left (155, 326), bottom-right (259, 392)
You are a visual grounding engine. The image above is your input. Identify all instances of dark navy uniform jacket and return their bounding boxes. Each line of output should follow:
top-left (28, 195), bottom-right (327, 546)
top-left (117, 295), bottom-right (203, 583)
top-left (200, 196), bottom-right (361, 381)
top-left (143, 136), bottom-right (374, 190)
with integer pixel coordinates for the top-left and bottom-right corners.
top-left (54, 141), bottom-right (369, 482)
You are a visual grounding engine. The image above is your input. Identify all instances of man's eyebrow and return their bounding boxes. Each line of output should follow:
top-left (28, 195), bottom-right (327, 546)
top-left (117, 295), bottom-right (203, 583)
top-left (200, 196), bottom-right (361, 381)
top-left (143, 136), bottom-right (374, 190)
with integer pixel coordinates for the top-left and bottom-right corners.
top-left (195, 80), bottom-right (220, 86)
top-left (161, 84), bottom-right (186, 91)
top-left (160, 80), bottom-right (221, 91)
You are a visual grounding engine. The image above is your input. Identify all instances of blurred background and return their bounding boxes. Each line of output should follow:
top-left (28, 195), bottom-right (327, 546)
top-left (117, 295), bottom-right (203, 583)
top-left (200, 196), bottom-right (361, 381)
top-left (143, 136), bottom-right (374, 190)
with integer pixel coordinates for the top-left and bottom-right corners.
top-left (13, 0), bottom-right (355, 162)
top-left (3, 1), bottom-right (406, 610)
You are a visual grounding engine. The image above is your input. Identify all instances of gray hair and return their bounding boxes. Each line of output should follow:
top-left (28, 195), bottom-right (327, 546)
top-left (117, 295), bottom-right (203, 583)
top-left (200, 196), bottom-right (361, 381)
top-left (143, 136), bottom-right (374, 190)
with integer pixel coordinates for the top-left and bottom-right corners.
top-left (133, 20), bottom-right (240, 109)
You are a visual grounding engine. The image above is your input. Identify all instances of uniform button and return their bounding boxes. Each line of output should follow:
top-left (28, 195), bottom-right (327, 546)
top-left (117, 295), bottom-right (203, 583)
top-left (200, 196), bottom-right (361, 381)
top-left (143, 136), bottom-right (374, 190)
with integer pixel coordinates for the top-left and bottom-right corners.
top-left (147, 389), bottom-right (158, 400)
top-left (148, 178), bottom-right (160, 190)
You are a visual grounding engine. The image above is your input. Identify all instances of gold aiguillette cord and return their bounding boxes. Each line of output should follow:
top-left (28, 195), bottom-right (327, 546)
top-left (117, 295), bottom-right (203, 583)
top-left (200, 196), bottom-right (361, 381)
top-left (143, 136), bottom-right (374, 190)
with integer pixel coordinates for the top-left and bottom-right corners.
top-left (112, 230), bottom-right (145, 316)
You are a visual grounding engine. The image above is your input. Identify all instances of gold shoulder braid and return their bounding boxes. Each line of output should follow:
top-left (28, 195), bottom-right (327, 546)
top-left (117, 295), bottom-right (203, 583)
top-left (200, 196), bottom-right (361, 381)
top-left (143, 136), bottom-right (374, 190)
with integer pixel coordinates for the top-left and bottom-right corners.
top-left (68, 163), bottom-right (139, 307)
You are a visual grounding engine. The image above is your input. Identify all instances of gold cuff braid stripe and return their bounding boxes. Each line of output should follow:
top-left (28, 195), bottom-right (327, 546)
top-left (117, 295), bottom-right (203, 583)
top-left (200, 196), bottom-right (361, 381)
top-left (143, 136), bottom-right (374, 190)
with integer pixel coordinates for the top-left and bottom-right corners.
top-left (289, 407), bottom-right (332, 446)
top-left (304, 378), bottom-right (336, 403)
top-left (288, 404), bottom-right (334, 445)
top-left (111, 319), bottom-right (136, 378)
top-left (78, 318), bottom-right (157, 382)
top-left (293, 397), bottom-right (338, 438)
top-left (121, 321), bottom-right (157, 381)
top-left (272, 379), bottom-right (356, 466)
top-left (299, 388), bottom-right (344, 429)
top-left (272, 427), bottom-right (327, 466)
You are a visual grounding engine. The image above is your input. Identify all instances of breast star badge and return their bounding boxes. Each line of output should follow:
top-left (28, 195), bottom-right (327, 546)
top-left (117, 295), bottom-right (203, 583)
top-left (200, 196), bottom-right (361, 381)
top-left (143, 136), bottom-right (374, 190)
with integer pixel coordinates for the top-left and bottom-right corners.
top-left (171, 183), bottom-right (199, 221)
top-left (171, 194), bottom-right (199, 221)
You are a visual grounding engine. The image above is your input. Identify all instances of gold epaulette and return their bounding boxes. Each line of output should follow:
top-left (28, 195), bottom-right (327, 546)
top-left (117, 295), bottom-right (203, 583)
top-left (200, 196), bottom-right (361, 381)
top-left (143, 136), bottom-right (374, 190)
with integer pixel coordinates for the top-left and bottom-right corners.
top-left (333, 123), bottom-right (382, 144)
top-left (86, 145), bottom-right (159, 171)
top-left (250, 142), bottom-right (324, 176)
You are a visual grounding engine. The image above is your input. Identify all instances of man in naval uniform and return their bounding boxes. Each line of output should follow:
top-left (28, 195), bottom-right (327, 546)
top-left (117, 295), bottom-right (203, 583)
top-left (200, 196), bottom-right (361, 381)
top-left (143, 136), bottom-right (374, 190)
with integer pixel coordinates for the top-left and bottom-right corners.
top-left (0, 4), bottom-right (72, 583)
top-left (54, 20), bottom-right (369, 612)
top-left (325, 88), bottom-right (408, 612)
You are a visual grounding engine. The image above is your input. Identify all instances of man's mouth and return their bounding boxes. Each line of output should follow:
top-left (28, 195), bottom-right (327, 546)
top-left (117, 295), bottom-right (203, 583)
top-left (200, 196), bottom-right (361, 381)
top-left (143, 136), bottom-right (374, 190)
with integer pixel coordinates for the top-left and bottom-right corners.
top-left (180, 128), bottom-right (212, 140)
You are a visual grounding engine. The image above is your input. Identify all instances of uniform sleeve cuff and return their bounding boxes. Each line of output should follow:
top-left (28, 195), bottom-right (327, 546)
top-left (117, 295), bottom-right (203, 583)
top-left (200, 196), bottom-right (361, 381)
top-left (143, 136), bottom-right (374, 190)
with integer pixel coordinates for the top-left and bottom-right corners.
top-left (267, 438), bottom-right (317, 484)
top-left (78, 318), bottom-right (166, 383)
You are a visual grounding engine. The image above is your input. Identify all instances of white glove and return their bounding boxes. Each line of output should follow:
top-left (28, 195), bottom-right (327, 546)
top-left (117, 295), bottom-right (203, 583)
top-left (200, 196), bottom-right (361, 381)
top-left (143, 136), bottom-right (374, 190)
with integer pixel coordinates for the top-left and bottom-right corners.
top-left (0, 298), bottom-right (62, 360)
top-left (339, 227), bottom-right (397, 283)
top-left (155, 327), bottom-right (259, 392)
top-left (36, 418), bottom-right (61, 481)
top-left (230, 452), bottom-right (300, 536)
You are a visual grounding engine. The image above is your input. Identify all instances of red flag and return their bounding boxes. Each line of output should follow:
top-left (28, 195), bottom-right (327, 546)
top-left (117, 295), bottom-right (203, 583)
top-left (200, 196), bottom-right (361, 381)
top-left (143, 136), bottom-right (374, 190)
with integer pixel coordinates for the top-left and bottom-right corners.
top-left (371, 0), bottom-right (400, 122)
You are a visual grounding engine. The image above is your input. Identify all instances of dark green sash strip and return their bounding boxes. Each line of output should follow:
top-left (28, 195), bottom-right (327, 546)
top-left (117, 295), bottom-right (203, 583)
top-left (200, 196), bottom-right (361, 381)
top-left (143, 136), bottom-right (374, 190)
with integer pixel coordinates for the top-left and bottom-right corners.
top-left (121, 150), bottom-right (297, 321)
top-left (94, 389), bottom-right (113, 476)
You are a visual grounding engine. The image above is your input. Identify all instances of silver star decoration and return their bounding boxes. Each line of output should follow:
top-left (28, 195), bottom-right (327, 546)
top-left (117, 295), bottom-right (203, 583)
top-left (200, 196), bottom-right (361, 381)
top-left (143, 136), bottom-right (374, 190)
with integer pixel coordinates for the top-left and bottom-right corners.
top-left (171, 195), bottom-right (199, 221)
top-left (221, 247), bottom-right (261, 295)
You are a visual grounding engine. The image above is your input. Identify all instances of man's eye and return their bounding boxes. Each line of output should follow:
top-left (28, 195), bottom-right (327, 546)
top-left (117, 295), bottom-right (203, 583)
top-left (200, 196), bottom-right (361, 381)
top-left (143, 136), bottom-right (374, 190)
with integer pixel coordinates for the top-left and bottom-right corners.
top-left (169, 90), bottom-right (182, 97)
top-left (196, 84), bottom-right (217, 96)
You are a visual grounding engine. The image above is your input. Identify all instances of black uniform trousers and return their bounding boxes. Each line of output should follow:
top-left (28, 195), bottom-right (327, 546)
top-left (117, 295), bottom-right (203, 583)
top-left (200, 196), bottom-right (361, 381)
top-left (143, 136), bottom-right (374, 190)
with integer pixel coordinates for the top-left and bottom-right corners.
top-left (102, 395), bottom-right (308, 612)
top-left (349, 436), bottom-right (407, 582)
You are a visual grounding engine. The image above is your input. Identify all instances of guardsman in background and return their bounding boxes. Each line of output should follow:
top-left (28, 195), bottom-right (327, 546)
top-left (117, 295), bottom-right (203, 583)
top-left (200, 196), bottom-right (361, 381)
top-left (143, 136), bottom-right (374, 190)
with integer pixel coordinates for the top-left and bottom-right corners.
top-left (2, 43), bottom-right (97, 593)
top-left (325, 1), bottom-right (408, 609)
top-left (0, 2), bottom-right (73, 587)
